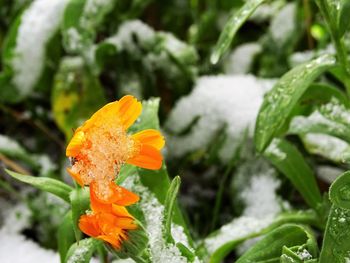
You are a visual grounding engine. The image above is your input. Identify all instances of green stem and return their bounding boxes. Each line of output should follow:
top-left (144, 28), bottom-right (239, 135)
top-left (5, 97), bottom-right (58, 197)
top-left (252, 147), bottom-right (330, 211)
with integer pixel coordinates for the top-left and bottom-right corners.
top-left (316, 0), bottom-right (350, 95)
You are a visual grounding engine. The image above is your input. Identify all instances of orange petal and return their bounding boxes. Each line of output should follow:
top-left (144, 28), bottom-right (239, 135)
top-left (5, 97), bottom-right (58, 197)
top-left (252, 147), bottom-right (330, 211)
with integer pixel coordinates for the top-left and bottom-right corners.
top-left (79, 214), bottom-right (100, 237)
top-left (67, 168), bottom-right (84, 187)
top-left (117, 95), bottom-right (142, 129)
top-left (115, 217), bottom-right (138, 230)
top-left (132, 129), bottom-right (165, 150)
top-left (66, 130), bottom-right (85, 157)
top-left (77, 101), bottom-right (120, 132)
top-left (112, 205), bottom-right (134, 218)
top-left (90, 184), bottom-right (113, 213)
top-left (97, 234), bottom-right (122, 249)
top-left (90, 181), bottom-right (139, 208)
top-left (127, 145), bottom-right (163, 170)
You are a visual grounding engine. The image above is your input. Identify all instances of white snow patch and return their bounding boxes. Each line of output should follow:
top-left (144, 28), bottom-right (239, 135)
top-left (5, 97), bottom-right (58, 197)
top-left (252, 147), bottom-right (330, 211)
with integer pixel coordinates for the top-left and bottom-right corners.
top-left (0, 134), bottom-right (25, 154)
top-left (297, 249), bottom-right (312, 260)
top-left (270, 3), bottom-right (296, 43)
top-left (106, 20), bottom-right (156, 53)
top-left (165, 75), bottom-right (273, 162)
top-left (316, 165), bottom-right (344, 184)
top-left (265, 139), bottom-right (286, 161)
top-left (224, 43), bottom-right (262, 75)
top-left (303, 133), bottom-right (349, 162)
top-left (0, 230), bottom-right (60, 263)
top-left (204, 216), bottom-right (273, 253)
top-left (0, 203), bottom-right (59, 263)
top-left (12, 0), bottom-right (69, 96)
top-left (240, 171), bottom-right (282, 218)
top-left (289, 111), bottom-right (345, 134)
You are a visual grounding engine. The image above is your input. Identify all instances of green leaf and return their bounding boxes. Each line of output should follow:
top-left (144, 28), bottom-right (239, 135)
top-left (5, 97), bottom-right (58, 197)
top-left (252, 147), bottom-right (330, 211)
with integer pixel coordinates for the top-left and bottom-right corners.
top-left (329, 171), bottom-right (350, 210)
top-left (163, 176), bottom-right (181, 243)
top-left (319, 204), bottom-right (350, 262)
top-left (210, 0), bottom-right (266, 64)
top-left (57, 212), bottom-right (76, 263)
top-left (6, 169), bottom-right (73, 203)
top-left (264, 139), bottom-right (322, 209)
top-left (299, 83), bottom-right (349, 108)
top-left (65, 238), bottom-right (99, 263)
top-left (236, 224), bottom-right (311, 263)
top-left (255, 54), bottom-right (336, 152)
top-left (69, 187), bottom-right (90, 241)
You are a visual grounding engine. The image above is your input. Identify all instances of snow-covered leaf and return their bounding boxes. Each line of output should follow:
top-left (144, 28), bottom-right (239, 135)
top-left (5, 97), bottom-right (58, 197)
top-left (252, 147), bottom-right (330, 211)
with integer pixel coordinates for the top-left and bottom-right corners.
top-left (65, 238), bottom-right (99, 263)
top-left (237, 224), bottom-right (315, 263)
top-left (255, 54), bottom-right (336, 152)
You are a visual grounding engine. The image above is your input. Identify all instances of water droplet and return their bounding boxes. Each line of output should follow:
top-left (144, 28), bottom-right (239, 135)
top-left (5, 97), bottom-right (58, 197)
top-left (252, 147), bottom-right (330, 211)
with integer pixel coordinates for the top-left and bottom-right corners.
top-left (339, 184), bottom-right (350, 201)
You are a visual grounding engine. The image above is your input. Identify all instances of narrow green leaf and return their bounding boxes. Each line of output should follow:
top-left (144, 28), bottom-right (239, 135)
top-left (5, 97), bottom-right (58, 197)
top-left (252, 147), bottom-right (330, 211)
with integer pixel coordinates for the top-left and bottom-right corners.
top-left (210, 0), bottom-right (266, 64)
top-left (329, 171), bottom-right (350, 210)
top-left (236, 224), bottom-right (310, 263)
top-left (6, 169), bottom-right (73, 203)
top-left (163, 176), bottom-right (181, 243)
top-left (176, 242), bottom-right (196, 262)
top-left (57, 212), bottom-right (76, 263)
top-left (255, 54), bottom-right (336, 152)
top-left (65, 238), bottom-right (99, 263)
top-left (264, 139), bottom-right (322, 209)
top-left (69, 187), bottom-right (90, 241)
top-left (319, 204), bottom-right (350, 262)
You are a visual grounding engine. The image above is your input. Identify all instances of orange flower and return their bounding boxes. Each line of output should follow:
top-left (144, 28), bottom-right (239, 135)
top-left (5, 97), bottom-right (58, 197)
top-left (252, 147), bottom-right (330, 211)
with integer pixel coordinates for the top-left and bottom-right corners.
top-left (79, 210), bottom-right (137, 249)
top-left (66, 95), bottom-right (165, 200)
top-left (79, 181), bottom-right (139, 249)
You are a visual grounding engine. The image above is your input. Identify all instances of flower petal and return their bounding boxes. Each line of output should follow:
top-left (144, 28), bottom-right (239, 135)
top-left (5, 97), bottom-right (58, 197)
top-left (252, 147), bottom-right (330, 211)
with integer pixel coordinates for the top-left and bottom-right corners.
top-left (66, 130), bottom-right (86, 157)
top-left (132, 129), bottom-right (165, 150)
top-left (90, 181), bottom-right (139, 208)
top-left (117, 95), bottom-right (142, 129)
top-left (97, 234), bottom-right (122, 249)
top-left (112, 205), bottom-right (134, 218)
top-left (115, 217), bottom-right (138, 230)
top-left (79, 214), bottom-right (100, 237)
top-left (67, 168), bottom-right (84, 187)
top-left (127, 145), bottom-right (163, 170)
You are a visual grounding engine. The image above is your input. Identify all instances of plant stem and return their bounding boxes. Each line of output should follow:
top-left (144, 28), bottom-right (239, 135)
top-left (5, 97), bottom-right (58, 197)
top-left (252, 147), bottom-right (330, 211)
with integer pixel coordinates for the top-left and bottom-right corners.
top-left (316, 0), bottom-right (350, 95)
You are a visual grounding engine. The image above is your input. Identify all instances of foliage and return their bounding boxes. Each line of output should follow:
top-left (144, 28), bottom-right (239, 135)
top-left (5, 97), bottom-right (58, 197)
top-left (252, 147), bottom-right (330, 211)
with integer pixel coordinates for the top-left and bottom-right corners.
top-left (1, 0), bottom-right (350, 262)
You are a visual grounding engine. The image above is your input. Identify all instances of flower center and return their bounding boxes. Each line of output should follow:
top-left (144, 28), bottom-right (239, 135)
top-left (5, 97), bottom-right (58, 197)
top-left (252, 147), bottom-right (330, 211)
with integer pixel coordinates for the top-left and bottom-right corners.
top-left (71, 122), bottom-right (140, 200)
